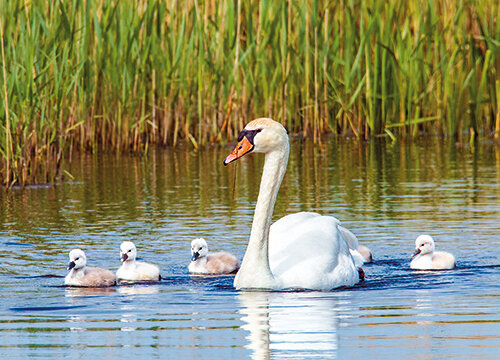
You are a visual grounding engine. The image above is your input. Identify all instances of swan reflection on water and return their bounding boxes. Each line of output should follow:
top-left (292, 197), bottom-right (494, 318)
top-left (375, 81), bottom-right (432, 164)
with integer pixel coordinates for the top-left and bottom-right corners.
top-left (238, 291), bottom-right (342, 359)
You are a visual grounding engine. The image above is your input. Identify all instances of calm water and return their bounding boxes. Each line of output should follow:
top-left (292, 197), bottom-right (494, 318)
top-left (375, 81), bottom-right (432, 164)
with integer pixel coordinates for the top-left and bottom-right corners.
top-left (1, 138), bottom-right (499, 359)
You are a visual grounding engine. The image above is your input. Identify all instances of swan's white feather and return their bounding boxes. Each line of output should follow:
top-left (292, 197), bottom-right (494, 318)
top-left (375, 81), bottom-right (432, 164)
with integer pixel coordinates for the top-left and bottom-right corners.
top-left (269, 213), bottom-right (359, 290)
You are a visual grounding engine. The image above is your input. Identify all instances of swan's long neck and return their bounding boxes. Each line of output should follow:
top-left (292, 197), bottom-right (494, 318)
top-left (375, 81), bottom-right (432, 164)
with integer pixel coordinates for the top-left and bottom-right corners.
top-left (234, 144), bottom-right (289, 290)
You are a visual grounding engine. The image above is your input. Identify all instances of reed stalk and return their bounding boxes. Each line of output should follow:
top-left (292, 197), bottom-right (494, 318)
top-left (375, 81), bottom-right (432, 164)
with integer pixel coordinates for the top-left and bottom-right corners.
top-left (0, 13), bottom-right (11, 187)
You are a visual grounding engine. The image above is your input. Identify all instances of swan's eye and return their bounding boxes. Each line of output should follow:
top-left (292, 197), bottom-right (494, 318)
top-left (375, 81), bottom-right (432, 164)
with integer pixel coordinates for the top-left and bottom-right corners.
top-left (75, 257), bottom-right (79, 261)
top-left (256, 128), bottom-right (262, 133)
top-left (128, 249), bottom-right (132, 253)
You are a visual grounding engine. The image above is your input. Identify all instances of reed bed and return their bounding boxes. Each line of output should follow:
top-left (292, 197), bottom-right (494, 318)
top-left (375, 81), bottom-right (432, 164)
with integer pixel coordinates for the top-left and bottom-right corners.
top-left (1, 0), bottom-right (499, 186)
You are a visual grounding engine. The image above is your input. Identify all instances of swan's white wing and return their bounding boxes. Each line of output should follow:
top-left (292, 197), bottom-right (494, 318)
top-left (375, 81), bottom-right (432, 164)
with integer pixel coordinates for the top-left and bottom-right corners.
top-left (270, 212), bottom-right (341, 234)
top-left (269, 213), bottom-right (358, 290)
top-left (337, 225), bottom-right (364, 267)
top-left (349, 249), bottom-right (366, 268)
top-left (338, 225), bottom-right (359, 249)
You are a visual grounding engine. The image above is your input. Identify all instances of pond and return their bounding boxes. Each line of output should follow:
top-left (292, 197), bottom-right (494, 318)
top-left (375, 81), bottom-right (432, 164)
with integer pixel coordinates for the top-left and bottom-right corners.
top-left (1, 137), bottom-right (499, 359)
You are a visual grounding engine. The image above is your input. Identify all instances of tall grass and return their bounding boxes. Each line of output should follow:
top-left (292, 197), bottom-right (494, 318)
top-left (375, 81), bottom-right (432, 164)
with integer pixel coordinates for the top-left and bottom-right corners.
top-left (1, 0), bottom-right (499, 186)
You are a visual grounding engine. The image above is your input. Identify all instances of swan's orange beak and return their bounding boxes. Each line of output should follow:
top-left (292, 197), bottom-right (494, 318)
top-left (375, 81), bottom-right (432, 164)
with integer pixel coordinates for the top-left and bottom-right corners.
top-left (224, 136), bottom-right (254, 165)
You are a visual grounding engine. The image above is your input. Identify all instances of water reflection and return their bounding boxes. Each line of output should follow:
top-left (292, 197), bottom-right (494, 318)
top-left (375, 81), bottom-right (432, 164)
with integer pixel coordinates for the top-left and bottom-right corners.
top-left (68, 315), bottom-right (86, 333)
top-left (239, 292), bottom-right (271, 359)
top-left (119, 305), bottom-right (138, 332)
top-left (65, 286), bottom-right (116, 298)
top-left (413, 289), bottom-right (435, 327)
top-left (117, 284), bottom-right (160, 296)
top-left (238, 291), bottom-right (341, 359)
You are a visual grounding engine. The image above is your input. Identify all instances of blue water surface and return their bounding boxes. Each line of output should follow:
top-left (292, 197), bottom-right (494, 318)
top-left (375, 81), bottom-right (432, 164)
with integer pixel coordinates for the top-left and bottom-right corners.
top-left (0, 139), bottom-right (499, 359)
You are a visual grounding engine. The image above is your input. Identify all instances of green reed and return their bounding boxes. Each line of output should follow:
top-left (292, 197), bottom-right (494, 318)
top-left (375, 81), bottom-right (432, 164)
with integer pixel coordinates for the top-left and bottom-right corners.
top-left (0, 0), bottom-right (499, 186)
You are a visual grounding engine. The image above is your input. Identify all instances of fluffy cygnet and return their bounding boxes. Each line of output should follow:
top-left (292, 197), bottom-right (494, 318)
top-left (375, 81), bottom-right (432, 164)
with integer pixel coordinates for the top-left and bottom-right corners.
top-left (189, 238), bottom-right (239, 275)
top-left (65, 249), bottom-right (116, 287)
top-left (116, 241), bottom-right (161, 281)
top-left (358, 244), bottom-right (373, 263)
top-left (410, 235), bottom-right (456, 270)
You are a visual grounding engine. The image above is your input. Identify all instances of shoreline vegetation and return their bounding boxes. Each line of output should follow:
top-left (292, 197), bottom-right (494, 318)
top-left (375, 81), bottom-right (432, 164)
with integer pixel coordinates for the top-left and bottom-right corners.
top-left (1, 0), bottom-right (499, 187)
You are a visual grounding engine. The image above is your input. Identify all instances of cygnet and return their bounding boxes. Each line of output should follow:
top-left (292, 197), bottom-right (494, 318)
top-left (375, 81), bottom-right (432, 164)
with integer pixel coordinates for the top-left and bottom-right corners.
top-left (358, 244), bottom-right (373, 263)
top-left (338, 225), bottom-right (373, 265)
top-left (410, 235), bottom-right (456, 270)
top-left (116, 241), bottom-right (161, 281)
top-left (65, 249), bottom-right (116, 287)
top-left (189, 238), bottom-right (239, 275)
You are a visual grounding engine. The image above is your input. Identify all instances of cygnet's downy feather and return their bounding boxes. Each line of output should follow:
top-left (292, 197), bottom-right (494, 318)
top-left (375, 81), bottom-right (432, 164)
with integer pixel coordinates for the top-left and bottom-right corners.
top-left (116, 241), bottom-right (161, 281)
top-left (189, 238), bottom-right (239, 275)
top-left (65, 249), bottom-right (116, 287)
top-left (410, 235), bottom-right (456, 270)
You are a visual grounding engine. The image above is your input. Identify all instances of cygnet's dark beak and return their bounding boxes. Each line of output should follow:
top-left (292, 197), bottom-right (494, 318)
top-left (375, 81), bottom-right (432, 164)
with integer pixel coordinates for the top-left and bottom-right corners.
top-left (191, 252), bottom-right (200, 261)
top-left (412, 248), bottom-right (421, 257)
top-left (67, 261), bottom-right (76, 270)
top-left (121, 253), bottom-right (128, 262)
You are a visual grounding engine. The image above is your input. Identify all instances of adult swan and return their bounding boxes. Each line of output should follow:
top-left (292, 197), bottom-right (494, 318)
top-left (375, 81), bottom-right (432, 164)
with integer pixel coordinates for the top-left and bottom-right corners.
top-left (224, 118), bottom-right (360, 290)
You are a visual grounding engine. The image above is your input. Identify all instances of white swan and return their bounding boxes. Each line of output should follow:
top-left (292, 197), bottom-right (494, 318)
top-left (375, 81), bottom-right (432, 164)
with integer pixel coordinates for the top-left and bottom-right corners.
top-left (188, 238), bottom-right (240, 275)
top-left (410, 235), bottom-right (456, 270)
top-left (224, 118), bottom-right (360, 290)
top-left (65, 249), bottom-right (116, 287)
top-left (116, 241), bottom-right (161, 281)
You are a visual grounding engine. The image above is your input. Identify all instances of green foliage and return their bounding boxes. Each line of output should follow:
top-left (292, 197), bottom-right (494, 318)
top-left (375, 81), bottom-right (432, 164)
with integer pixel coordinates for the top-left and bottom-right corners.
top-left (0, 0), bottom-right (499, 186)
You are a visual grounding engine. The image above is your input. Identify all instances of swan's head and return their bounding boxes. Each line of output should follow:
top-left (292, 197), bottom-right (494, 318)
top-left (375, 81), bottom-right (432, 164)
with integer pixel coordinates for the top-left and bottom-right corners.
top-left (68, 249), bottom-right (87, 270)
top-left (191, 238), bottom-right (208, 261)
top-left (224, 118), bottom-right (288, 165)
top-left (120, 241), bottom-right (137, 262)
top-left (413, 235), bottom-right (435, 256)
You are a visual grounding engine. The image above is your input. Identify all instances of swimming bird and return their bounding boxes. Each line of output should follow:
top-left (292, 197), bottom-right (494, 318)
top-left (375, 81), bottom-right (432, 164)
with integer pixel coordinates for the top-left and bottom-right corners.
top-left (358, 244), bottom-right (373, 263)
top-left (65, 249), bottom-right (116, 287)
top-left (338, 225), bottom-right (373, 265)
top-left (410, 235), bottom-right (456, 270)
top-left (189, 238), bottom-right (240, 275)
top-left (224, 118), bottom-right (360, 290)
top-left (116, 241), bottom-right (161, 281)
